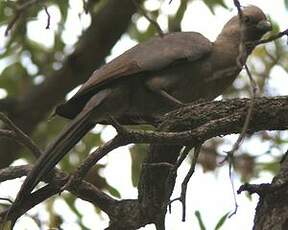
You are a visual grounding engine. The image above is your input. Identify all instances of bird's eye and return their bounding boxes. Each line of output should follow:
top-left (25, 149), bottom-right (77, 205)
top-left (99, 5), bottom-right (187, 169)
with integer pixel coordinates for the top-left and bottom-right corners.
top-left (243, 16), bottom-right (250, 24)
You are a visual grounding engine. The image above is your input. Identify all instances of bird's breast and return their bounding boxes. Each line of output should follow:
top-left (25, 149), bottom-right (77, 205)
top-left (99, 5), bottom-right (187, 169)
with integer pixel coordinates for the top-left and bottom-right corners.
top-left (164, 58), bottom-right (241, 102)
top-left (202, 65), bottom-right (241, 99)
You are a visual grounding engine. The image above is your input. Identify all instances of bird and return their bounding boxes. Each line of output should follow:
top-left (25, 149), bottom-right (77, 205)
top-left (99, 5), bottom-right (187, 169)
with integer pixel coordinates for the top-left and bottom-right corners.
top-left (10, 5), bottom-right (271, 215)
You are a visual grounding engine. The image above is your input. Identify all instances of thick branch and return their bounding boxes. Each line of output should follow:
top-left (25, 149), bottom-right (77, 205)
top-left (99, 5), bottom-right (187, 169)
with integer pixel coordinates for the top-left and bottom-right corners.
top-left (1, 96), bottom-right (288, 228)
top-left (250, 151), bottom-right (288, 230)
top-left (93, 96), bottom-right (288, 229)
top-left (114, 96), bottom-right (288, 145)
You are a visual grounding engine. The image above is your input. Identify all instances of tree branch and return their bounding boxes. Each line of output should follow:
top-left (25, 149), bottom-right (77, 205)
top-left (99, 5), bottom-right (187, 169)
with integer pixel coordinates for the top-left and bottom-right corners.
top-left (0, 165), bottom-right (117, 223)
top-left (239, 149), bottom-right (288, 230)
top-left (5, 0), bottom-right (46, 35)
top-left (0, 113), bottom-right (42, 158)
top-left (1, 96), bottom-right (288, 228)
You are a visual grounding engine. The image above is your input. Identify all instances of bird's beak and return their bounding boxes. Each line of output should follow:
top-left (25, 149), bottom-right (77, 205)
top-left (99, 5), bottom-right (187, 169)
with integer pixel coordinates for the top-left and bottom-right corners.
top-left (256, 20), bottom-right (272, 32)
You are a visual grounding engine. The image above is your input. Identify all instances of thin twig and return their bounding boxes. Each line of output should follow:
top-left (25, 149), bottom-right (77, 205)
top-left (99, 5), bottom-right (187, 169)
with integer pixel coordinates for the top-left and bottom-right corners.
top-left (0, 113), bottom-right (42, 158)
top-left (225, 66), bottom-right (257, 158)
top-left (228, 156), bottom-right (238, 217)
top-left (5, 13), bottom-right (21, 36)
top-left (0, 129), bottom-right (41, 158)
top-left (167, 146), bottom-right (192, 213)
top-left (180, 144), bottom-right (201, 221)
top-left (132, 0), bottom-right (164, 37)
top-left (175, 146), bottom-right (193, 168)
top-left (167, 145), bottom-right (202, 221)
top-left (255, 29), bottom-right (288, 46)
top-left (223, 0), bottom-right (257, 217)
top-left (43, 5), bottom-right (50, 29)
top-left (0, 164), bottom-right (116, 222)
top-left (228, 0), bottom-right (258, 157)
top-left (60, 135), bottom-right (126, 191)
top-left (0, 198), bottom-right (13, 204)
top-left (5, 0), bottom-right (46, 36)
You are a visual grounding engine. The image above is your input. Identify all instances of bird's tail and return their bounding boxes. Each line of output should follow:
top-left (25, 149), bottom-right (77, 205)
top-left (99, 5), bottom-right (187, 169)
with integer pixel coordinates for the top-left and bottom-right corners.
top-left (13, 108), bottom-right (95, 206)
top-left (8, 90), bottom-right (112, 223)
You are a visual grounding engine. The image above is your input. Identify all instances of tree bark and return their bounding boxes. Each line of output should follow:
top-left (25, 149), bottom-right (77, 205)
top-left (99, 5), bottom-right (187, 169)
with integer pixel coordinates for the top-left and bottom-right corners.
top-left (2, 96), bottom-right (288, 229)
top-left (252, 152), bottom-right (288, 230)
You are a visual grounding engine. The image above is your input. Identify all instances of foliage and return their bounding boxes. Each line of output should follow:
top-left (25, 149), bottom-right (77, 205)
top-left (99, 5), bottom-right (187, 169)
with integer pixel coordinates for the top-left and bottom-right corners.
top-left (195, 210), bottom-right (229, 230)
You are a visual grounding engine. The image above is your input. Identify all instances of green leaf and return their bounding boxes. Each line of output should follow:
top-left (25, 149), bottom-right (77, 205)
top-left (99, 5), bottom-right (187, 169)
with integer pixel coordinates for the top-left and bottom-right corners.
top-left (203, 0), bottom-right (227, 14)
top-left (128, 9), bottom-right (161, 43)
top-left (64, 195), bottom-right (90, 230)
top-left (56, 0), bottom-right (69, 22)
top-left (285, 0), bottom-right (288, 10)
top-left (130, 144), bottom-right (147, 187)
top-left (258, 161), bottom-right (280, 175)
top-left (195, 211), bottom-right (206, 230)
top-left (106, 185), bottom-right (121, 198)
top-left (54, 33), bottom-right (65, 51)
top-left (168, 0), bottom-right (188, 32)
top-left (215, 212), bottom-right (229, 230)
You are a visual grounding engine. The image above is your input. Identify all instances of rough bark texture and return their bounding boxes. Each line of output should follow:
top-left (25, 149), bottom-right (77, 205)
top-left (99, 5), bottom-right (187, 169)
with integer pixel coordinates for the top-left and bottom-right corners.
top-left (107, 96), bottom-right (288, 229)
top-left (252, 153), bottom-right (288, 230)
top-left (1, 97), bottom-right (288, 229)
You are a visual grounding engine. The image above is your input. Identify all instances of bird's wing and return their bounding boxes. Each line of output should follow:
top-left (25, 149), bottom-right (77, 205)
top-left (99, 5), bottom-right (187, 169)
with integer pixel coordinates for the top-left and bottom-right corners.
top-left (78, 32), bottom-right (212, 93)
top-left (56, 32), bottom-right (212, 119)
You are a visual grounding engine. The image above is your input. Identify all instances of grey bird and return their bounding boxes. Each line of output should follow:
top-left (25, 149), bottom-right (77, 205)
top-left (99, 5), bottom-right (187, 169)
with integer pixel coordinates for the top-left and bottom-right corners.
top-left (10, 5), bottom-right (271, 214)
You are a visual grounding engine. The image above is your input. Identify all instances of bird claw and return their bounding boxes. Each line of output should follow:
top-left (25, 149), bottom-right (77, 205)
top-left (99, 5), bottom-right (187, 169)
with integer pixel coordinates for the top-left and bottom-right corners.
top-left (59, 175), bottom-right (73, 195)
top-left (108, 115), bottom-right (127, 134)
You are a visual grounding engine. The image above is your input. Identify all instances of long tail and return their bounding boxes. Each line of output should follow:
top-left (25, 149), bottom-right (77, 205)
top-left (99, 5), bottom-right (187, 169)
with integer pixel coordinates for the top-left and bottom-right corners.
top-left (13, 109), bottom-right (95, 206)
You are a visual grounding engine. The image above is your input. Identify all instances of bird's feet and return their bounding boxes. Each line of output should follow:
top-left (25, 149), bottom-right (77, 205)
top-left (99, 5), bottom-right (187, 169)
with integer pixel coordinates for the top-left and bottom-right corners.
top-left (59, 175), bottom-right (75, 194)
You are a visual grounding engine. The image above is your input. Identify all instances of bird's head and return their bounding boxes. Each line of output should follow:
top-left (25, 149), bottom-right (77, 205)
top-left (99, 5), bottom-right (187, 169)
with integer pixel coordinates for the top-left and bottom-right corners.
top-left (240, 5), bottom-right (272, 42)
top-left (220, 5), bottom-right (272, 43)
